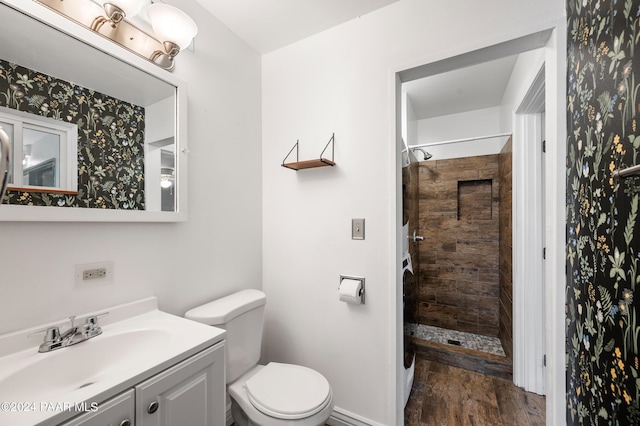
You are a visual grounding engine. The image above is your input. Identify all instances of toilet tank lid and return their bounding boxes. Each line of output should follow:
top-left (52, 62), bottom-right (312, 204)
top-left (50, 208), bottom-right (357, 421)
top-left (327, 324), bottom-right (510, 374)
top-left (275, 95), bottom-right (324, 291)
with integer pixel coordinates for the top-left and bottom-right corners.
top-left (185, 289), bottom-right (266, 325)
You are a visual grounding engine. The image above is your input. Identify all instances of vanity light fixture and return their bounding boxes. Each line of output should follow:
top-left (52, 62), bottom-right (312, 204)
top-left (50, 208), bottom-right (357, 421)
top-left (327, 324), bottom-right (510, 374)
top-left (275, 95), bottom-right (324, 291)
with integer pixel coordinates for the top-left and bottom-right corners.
top-left (35, 0), bottom-right (198, 71)
top-left (90, 0), bottom-right (147, 30)
top-left (22, 145), bottom-right (32, 168)
top-left (160, 176), bottom-right (172, 188)
top-left (147, 3), bottom-right (199, 69)
top-left (160, 167), bottom-right (174, 188)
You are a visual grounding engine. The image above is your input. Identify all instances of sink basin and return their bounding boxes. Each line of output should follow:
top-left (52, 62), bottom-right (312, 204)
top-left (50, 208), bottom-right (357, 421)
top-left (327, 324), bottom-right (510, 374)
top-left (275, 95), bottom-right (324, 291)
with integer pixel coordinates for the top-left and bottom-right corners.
top-left (0, 300), bottom-right (226, 426)
top-left (0, 329), bottom-right (170, 402)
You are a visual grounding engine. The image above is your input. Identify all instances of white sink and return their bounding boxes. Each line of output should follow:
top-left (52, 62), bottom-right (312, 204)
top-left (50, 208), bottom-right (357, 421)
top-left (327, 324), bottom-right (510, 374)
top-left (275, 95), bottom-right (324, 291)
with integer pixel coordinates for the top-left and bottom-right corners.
top-left (0, 298), bottom-right (225, 426)
top-left (0, 329), bottom-right (170, 402)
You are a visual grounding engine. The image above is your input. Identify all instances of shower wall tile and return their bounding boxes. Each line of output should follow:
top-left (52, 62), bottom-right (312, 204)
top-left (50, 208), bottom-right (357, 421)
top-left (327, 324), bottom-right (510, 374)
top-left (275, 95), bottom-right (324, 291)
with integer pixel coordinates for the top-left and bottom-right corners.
top-left (416, 154), bottom-right (501, 337)
top-left (498, 138), bottom-right (513, 359)
top-left (403, 160), bottom-right (420, 346)
top-left (478, 268), bottom-right (499, 283)
top-left (457, 280), bottom-right (499, 298)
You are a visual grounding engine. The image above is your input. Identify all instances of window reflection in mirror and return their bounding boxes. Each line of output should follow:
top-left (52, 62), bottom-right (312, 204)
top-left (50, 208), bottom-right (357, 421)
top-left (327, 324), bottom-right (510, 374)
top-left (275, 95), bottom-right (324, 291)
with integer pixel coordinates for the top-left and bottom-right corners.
top-left (0, 107), bottom-right (77, 192)
top-left (23, 128), bottom-right (59, 187)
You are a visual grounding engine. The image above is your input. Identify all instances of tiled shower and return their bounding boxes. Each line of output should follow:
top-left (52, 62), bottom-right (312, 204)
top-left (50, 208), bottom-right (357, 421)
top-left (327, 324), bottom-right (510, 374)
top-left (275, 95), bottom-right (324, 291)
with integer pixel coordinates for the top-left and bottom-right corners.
top-left (404, 138), bottom-right (513, 360)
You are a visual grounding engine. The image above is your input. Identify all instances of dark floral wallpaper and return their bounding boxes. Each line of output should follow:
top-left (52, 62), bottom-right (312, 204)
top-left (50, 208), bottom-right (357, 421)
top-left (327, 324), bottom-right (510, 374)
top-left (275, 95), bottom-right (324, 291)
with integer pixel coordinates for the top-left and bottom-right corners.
top-left (567, 0), bottom-right (640, 424)
top-left (0, 59), bottom-right (145, 209)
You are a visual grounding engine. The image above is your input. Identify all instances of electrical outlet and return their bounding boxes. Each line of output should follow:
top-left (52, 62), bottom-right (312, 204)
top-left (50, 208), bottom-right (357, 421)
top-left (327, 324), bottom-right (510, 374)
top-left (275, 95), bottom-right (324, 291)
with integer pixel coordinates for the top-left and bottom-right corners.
top-left (83, 268), bottom-right (106, 280)
top-left (74, 261), bottom-right (114, 286)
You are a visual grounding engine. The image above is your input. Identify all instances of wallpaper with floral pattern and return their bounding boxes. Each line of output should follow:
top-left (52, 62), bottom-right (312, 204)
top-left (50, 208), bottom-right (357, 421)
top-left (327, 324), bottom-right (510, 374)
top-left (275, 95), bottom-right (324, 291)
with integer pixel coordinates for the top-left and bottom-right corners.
top-left (0, 59), bottom-right (145, 209)
top-left (567, 0), bottom-right (640, 423)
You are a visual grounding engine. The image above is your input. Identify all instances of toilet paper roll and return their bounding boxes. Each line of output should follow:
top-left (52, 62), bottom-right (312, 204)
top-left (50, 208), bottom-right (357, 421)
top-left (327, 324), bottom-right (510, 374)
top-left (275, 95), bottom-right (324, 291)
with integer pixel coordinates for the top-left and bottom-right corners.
top-left (339, 278), bottom-right (363, 304)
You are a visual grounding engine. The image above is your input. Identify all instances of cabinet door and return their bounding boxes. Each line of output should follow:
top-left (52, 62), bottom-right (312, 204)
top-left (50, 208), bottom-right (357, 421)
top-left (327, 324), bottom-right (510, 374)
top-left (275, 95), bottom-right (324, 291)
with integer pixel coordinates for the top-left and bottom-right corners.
top-left (60, 389), bottom-right (135, 426)
top-left (136, 342), bottom-right (225, 426)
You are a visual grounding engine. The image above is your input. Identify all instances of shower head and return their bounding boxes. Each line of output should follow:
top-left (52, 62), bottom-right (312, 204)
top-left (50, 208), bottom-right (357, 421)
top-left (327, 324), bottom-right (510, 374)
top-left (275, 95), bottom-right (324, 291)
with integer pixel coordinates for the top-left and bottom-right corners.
top-left (411, 147), bottom-right (432, 161)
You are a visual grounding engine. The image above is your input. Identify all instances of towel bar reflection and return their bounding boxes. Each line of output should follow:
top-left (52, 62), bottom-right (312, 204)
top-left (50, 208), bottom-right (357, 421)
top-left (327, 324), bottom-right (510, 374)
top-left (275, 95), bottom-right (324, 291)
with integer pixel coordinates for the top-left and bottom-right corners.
top-left (612, 164), bottom-right (640, 179)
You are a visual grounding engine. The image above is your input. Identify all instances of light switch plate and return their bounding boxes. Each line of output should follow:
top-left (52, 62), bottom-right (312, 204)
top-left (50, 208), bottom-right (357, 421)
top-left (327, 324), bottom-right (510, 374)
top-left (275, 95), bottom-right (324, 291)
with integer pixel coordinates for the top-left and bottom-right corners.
top-left (352, 218), bottom-right (365, 240)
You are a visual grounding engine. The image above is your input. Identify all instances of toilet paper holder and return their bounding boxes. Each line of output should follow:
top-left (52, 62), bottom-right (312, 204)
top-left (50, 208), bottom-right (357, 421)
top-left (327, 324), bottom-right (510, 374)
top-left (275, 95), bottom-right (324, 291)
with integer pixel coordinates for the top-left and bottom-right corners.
top-left (339, 275), bottom-right (365, 304)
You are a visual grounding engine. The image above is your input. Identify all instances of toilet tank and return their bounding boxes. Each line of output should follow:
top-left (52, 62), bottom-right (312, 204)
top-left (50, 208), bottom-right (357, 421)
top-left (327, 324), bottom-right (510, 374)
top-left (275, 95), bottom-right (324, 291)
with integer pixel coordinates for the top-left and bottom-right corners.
top-left (185, 289), bottom-right (266, 383)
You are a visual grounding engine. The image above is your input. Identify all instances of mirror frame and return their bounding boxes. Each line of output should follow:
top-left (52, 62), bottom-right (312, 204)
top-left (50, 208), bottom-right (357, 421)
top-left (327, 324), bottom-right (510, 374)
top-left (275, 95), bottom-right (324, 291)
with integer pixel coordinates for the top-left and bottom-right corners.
top-left (0, 0), bottom-right (188, 222)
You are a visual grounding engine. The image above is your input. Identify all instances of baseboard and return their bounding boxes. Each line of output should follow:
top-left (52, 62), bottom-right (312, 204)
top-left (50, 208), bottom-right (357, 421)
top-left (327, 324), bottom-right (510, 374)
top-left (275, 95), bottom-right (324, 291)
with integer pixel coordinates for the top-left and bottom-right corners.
top-left (327, 407), bottom-right (386, 426)
top-left (226, 404), bottom-right (383, 426)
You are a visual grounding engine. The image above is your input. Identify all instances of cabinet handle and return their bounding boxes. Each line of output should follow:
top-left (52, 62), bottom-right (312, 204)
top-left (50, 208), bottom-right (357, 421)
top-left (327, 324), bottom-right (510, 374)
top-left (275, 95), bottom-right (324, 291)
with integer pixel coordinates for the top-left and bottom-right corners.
top-left (119, 420), bottom-right (131, 426)
top-left (148, 400), bottom-right (159, 414)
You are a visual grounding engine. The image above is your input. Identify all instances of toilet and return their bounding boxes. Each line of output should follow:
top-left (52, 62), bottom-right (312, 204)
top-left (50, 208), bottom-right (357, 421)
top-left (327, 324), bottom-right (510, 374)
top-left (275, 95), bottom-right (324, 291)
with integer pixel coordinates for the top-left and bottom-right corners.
top-left (185, 289), bottom-right (334, 426)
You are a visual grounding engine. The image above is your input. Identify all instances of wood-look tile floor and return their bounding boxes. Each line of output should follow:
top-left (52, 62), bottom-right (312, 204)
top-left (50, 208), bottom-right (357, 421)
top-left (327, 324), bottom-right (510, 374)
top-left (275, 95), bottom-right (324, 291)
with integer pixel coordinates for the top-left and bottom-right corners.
top-left (405, 358), bottom-right (546, 426)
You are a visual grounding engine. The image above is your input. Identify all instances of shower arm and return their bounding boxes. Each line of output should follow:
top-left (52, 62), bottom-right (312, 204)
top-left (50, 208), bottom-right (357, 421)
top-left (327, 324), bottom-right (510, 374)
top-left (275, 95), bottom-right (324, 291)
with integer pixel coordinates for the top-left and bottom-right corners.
top-left (0, 127), bottom-right (9, 203)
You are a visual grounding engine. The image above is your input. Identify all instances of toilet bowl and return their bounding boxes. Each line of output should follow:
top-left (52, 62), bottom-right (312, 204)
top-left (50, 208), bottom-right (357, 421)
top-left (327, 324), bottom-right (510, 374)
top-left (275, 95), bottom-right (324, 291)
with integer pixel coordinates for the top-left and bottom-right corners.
top-left (185, 289), bottom-right (334, 426)
top-left (228, 363), bottom-right (333, 426)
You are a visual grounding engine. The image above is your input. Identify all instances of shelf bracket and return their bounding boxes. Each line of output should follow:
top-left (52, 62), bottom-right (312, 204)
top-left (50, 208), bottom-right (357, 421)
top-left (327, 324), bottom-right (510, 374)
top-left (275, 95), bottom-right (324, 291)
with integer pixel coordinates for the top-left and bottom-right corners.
top-left (282, 133), bottom-right (336, 171)
top-left (282, 141), bottom-right (300, 166)
top-left (320, 133), bottom-right (335, 164)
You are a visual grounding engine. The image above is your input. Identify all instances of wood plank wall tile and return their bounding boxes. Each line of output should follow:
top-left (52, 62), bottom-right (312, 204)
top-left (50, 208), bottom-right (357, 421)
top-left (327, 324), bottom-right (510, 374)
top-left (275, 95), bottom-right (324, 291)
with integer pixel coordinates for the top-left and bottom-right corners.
top-left (498, 138), bottom-right (514, 358)
top-left (416, 154), bottom-right (502, 337)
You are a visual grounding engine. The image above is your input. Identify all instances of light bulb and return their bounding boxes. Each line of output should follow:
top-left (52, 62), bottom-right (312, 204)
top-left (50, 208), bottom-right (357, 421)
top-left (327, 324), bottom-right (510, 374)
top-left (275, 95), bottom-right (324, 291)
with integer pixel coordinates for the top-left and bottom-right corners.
top-left (160, 176), bottom-right (172, 188)
top-left (146, 3), bottom-right (198, 50)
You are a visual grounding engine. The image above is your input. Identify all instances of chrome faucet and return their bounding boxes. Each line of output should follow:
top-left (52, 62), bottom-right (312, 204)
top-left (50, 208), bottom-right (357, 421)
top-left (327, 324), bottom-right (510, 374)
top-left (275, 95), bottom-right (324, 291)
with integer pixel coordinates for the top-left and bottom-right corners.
top-left (32, 313), bottom-right (108, 353)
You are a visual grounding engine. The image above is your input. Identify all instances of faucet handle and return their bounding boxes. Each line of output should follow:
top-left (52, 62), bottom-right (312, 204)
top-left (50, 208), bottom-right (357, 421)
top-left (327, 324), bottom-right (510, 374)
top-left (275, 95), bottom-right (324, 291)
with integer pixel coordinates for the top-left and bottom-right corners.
top-left (84, 312), bottom-right (109, 336)
top-left (30, 315), bottom-right (76, 340)
top-left (85, 311), bottom-right (109, 327)
top-left (28, 327), bottom-right (61, 343)
top-left (44, 327), bottom-right (61, 342)
top-left (29, 316), bottom-right (77, 343)
top-left (28, 327), bottom-right (63, 352)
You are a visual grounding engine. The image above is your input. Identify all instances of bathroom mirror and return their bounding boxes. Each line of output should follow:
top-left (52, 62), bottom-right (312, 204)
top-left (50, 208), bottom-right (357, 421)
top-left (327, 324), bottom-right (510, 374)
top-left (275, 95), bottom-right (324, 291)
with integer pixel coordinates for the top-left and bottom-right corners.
top-left (0, 0), bottom-right (188, 222)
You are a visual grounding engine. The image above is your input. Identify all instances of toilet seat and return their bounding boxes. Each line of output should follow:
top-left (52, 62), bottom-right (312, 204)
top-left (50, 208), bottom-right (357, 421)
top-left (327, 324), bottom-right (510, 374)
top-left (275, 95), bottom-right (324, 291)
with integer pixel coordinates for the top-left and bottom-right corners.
top-left (243, 362), bottom-right (332, 420)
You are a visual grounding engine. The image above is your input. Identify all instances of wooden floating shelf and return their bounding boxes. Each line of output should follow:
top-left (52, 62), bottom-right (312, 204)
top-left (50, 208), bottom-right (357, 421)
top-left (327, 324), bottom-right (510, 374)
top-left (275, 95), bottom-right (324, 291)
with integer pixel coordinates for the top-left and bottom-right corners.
top-left (282, 158), bottom-right (335, 170)
top-left (282, 133), bottom-right (335, 171)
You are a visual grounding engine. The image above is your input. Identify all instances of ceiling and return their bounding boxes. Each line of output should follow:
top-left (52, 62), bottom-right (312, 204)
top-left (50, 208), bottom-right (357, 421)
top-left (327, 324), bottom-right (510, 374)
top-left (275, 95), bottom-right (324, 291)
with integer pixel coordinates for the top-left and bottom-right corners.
top-left (193, 1), bottom-right (520, 120)
top-left (403, 55), bottom-right (519, 120)
top-left (194, 0), bottom-right (401, 54)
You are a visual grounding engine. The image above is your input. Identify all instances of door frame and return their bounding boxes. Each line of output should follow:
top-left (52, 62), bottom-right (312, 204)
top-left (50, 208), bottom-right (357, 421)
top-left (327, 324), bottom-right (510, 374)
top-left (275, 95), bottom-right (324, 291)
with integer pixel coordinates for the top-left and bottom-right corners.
top-left (513, 65), bottom-right (546, 394)
top-left (391, 25), bottom-right (566, 425)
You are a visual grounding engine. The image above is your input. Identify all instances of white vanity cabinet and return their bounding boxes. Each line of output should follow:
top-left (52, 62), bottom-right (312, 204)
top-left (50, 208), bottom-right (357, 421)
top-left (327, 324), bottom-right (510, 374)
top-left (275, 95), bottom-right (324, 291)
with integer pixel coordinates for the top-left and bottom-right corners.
top-left (136, 343), bottom-right (225, 426)
top-left (59, 342), bottom-right (225, 426)
top-left (60, 390), bottom-right (134, 426)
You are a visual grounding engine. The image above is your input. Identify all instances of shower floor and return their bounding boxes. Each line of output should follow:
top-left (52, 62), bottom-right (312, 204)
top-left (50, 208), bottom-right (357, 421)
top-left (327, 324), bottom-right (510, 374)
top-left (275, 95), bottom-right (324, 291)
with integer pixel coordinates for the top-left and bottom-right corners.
top-left (407, 323), bottom-right (506, 357)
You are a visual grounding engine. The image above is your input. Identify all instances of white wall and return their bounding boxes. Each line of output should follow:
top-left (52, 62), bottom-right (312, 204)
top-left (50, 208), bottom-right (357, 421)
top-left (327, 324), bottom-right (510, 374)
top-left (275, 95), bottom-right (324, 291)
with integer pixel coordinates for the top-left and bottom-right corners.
top-left (0, 0), bottom-right (262, 334)
top-left (402, 93), bottom-right (418, 147)
top-left (146, 96), bottom-right (175, 144)
top-left (261, 0), bottom-right (564, 424)
top-left (414, 106), bottom-right (507, 160)
top-left (145, 96), bottom-right (175, 211)
top-left (416, 106), bottom-right (505, 145)
top-left (501, 48), bottom-right (546, 124)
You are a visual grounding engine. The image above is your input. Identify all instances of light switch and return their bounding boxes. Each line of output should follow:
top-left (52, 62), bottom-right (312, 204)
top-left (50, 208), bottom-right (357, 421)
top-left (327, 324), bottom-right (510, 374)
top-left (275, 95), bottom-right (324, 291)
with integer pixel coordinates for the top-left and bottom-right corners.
top-left (352, 218), bottom-right (365, 240)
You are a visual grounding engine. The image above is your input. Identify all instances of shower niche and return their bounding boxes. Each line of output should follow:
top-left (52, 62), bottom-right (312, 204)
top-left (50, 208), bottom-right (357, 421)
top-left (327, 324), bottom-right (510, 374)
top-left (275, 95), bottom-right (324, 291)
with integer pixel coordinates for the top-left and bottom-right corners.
top-left (457, 179), bottom-right (494, 221)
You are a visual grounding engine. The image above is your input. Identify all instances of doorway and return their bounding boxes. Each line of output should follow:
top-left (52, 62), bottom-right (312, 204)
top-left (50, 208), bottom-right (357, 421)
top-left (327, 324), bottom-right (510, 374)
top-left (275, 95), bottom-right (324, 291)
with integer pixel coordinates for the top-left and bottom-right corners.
top-left (396, 34), bottom-right (551, 401)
